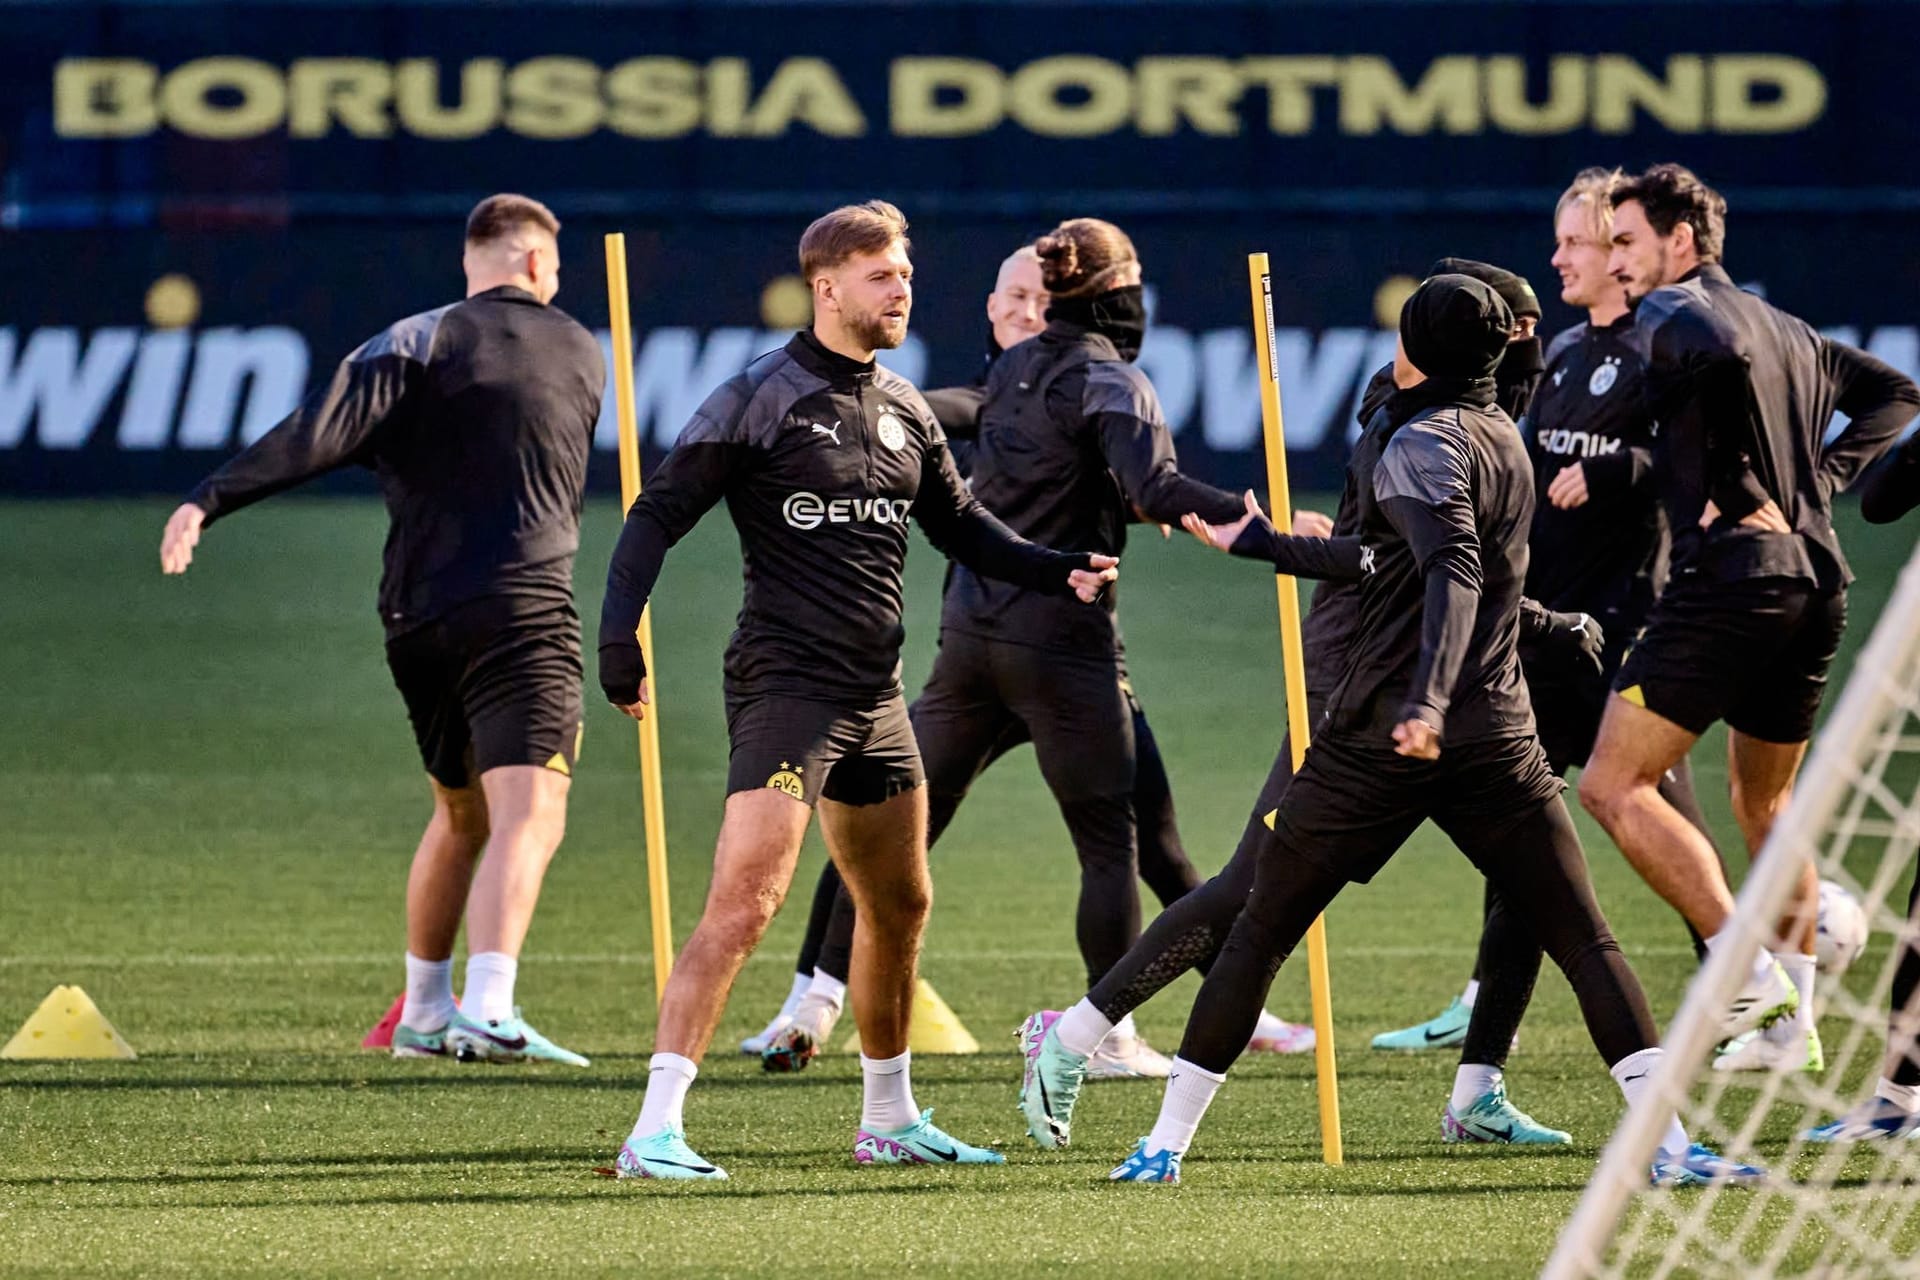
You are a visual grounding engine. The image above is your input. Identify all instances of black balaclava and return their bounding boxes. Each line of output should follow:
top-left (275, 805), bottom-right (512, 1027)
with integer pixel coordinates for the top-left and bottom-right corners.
top-left (1048, 285), bottom-right (1147, 363)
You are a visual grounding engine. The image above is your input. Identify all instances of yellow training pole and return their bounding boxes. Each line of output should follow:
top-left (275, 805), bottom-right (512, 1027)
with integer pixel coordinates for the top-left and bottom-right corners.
top-left (1247, 252), bottom-right (1344, 1166)
top-left (605, 232), bottom-right (675, 1004)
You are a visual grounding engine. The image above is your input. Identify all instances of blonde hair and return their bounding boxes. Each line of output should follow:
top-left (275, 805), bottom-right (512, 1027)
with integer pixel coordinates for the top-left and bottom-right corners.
top-left (798, 200), bottom-right (910, 280)
top-left (465, 193), bottom-right (559, 245)
top-left (1555, 167), bottom-right (1624, 242)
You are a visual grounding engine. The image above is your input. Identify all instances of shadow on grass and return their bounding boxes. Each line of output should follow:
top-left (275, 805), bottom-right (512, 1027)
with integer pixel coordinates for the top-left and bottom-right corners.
top-left (0, 1069), bottom-right (852, 1095)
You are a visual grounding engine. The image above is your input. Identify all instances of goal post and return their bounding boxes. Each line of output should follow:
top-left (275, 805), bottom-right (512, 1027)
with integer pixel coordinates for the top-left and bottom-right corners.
top-left (1546, 540), bottom-right (1920, 1279)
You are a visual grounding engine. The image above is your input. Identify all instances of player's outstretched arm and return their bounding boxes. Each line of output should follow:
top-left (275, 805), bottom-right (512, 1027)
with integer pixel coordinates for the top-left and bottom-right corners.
top-left (913, 440), bottom-right (1116, 602)
top-left (1376, 425), bottom-right (1484, 758)
top-left (597, 435), bottom-right (737, 719)
top-left (159, 345), bottom-right (417, 574)
top-left (1181, 491), bottom-right (1374, 581)
top-left (1088, 370), bottom-right (1245, 529)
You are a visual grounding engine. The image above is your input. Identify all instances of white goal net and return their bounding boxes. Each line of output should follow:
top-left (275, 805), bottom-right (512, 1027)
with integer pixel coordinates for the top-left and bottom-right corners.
top-left (1546, 542), bottom-right (1920, 1280)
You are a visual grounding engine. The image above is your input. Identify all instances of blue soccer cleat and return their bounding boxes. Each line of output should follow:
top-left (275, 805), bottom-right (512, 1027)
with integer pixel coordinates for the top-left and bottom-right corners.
top-left (1108, 1138), bottom-right (1181, 1184)
top-left (1017, 1010), bottom-right (1089, 1150)
top-left (614, 1126), bottom-right (728, 1181)
top-left (1373, 997), bottom-right (1473, 1052)
top-left (446, 1009), bottom-right (589, 1067)
top-left (1650, 1143), bottom-right (1766, 1187)
top-left (854, 1109), bottom-right (1004, 1165)
top-left (1803, 1098), bottom-right (1920, 1143)
top-left (1441, 1083), bottom-right (1572, 1145)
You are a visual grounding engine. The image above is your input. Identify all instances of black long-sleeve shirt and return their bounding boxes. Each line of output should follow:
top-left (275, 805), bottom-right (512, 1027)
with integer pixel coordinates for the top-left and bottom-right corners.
top-left (1522, 314), bottom-right (1663, 632)
top-left (940, 315), bottom-right (1249, 656)
top-left (1860, 431), bottom-right (1920, 524)
top-left (599, 331), bottom-right (1089, 705)
top-left (186, 285), bottom-right (604, 634)
top-left (1324, 381), bottom-right (1537, 744)
top-left (1629, 264), bottom-right (1919, 589)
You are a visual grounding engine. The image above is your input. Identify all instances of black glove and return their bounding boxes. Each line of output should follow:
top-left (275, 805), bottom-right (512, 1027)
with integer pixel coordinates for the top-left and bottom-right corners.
top-left (599, 640), bottom-right (646, 706)
top-left (1542, 610), bottom-right (1605, 679)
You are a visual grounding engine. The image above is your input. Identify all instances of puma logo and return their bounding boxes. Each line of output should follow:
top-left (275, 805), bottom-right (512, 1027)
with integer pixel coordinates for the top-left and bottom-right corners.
top-left (810, 421), bottom-right (842, 445)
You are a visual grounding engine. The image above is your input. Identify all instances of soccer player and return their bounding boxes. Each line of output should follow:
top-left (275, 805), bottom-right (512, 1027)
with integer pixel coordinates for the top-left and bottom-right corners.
top-left (1577, 165), bottom-right (1920, 1071)
top-left (1374, 173), bottom-right (1734, 1079)
top-left (157, 194), bottom-right (603, 1066)
top-left (751, 225), bottom-right (1325, 1078)
top-left (1035, 274), bottom-right (1762, 1188)
top-left (597, 201), bottom-right (1118, 1180)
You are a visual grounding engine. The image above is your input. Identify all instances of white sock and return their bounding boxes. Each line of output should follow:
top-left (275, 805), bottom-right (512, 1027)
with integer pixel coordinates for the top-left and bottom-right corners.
top-left (794, 969), bottom-right (847, 1034)
top-left (1876, 1077), bottom-right (1920, 1113)
top-left (1054, 999), bottom-right (1115, 1058)
top-left (1145, 1057), bottom-right (1227, 1155)
top-left (1706, 930), bottom-right (1779, 988)
top-left (464, 951), bottom-right (518, 1023)
top-left (401, 953), bottom-right (455, 1032)
top-left (1461, 979), bottom-right (1481, 1009)
top-left (633, 1052), bottom-right (697, 1138)
top-left (1451, 1064), bottom-right (1502, 1112)
top-left (1610, 1047), bottom-right (1688, 1157)
top-left (778, 972), bottom-right (811, 1019)
top-left (1252, 1009), bottom-right (1294, 1039)
top-left (860, 1050), bottom-right (920, 1131)
top-left (1110, 1012), bottom-right (1141, 1043)
top-left (1766, 952), bottom-right (1817, 1039)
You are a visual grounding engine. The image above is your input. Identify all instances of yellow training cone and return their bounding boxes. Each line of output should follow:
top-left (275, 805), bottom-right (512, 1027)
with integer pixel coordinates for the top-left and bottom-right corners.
top-left (1, 985), bottom-right (136, 1060)
top-left (839, 979), bottom-right (980, 1055)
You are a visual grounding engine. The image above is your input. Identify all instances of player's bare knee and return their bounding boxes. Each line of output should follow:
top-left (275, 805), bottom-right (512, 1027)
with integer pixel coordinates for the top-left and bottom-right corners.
top-left (434, 783), bottom-right (491, 846)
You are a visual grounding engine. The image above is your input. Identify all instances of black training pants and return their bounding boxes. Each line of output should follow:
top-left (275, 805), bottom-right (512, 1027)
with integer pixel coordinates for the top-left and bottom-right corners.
top-left (1174, 732), bottom-right (1658, 1077)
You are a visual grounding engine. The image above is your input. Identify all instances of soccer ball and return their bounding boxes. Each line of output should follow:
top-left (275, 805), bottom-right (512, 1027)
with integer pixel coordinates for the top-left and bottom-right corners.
top-left (1816, 879), bottom-right (1868, 975)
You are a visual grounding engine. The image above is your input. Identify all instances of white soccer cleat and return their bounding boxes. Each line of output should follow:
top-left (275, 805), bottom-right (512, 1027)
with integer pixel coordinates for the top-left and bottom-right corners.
top-left (740, 1010), bottom-right (795, 1056)
top-left (1711, 1027), bottom-right (1824, 1074)
top-left (1248, 1016), bottom-right (1316, 1055)
top-left (1718, 958), bottom-right (1799, 1040)
top-left (1085, 1029), bottom-right (1172, 1079)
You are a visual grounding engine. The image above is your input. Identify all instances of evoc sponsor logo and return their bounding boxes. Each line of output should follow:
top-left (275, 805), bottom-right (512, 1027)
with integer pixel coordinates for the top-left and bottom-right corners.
top-left (782, 491), bottom-right (913, 531)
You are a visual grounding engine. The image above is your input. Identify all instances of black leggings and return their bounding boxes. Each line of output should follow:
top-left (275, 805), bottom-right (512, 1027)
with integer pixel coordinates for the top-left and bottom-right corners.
top-left (795, 635), bottom-right (1206, 991)
top-left (1174, 735), bottom-right (1657, 1078)
top-left (1892, 865), bottom-right (1920, 1087)
top-left (1461, 755), bottom-right (1724, 1069)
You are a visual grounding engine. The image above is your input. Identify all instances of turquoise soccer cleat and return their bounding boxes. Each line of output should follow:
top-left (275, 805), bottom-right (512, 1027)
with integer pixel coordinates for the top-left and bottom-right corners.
top-left (1650, 1143), bottom-right (1766, 1187)
top-left (1803, 1097), bottom-right (1920, 1143)
top-left (1372, 997), bottom-right (1473, 1051)
top-left (854, 1109), bottom-right (1004, 1165)
top-left (1108, 1138), bottom-right (1181, 1184)
top-left (614, 1126), bottom-right (728, 1181)
top-left (390, 1022), bottom-right (449, 1059)
top-left (445, 1009), bottom-right (589, 1067)
top-left (1441, 1083), bottom-right (1572, 1145)
top-left (1017, 1010), bottom-right (1089, 1150)
top-left (760, 1023), bottom-right (819, 1074)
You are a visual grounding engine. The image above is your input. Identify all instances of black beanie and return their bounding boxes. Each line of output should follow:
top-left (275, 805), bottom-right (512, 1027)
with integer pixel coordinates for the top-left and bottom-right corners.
top-left (1399, 274), bottom-right (1514, 381)
top-left (1427, 256), bottom-right (1541, 321)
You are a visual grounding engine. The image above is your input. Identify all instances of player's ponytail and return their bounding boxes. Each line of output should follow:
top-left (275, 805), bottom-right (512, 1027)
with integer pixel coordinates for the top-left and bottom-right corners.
top-left (1034, 219), bottom-right (1140, 299)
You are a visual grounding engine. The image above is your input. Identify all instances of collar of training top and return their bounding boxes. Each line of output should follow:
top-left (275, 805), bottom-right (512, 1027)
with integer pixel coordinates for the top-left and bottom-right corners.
top-left (789, 328), bottom-right (878, 386)
top-left (472, 284), bottom-right (544, 306)
top-left (1676, 263), bottom-right (1734, 288)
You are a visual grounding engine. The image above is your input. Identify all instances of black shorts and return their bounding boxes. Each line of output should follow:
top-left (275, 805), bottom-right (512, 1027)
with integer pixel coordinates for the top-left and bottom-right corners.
top-left (1613, 577), bottom-right (1847, 744)
top-left (724, 691), bottom-right (924, 807)
top-left (1522, 627), bottom-right (1629, 775)
top-left (385, 596), bottom-right (584, 789)
top-left (1275, 732), bottom-right (1562, 884)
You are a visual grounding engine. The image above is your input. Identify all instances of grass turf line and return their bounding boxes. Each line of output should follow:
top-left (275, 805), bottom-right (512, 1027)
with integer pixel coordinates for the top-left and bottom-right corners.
top-left (0, 497), bottom-right (1912, 1277)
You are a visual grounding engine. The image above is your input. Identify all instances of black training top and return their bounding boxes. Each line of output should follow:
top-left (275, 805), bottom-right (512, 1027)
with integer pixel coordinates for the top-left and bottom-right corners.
top-left (1628, 264), bottom-right (1919, 590)
top-left (599, 330), bottom-right (1090, 706)
top-left (1860, 430), bottom-right (1920, 525)
top-left (1323, 380), bottom-right (1538, 746)
top-left (1522, 314), bottom-right (1663, 631)
top-left (940, 294), bottom-right (1247, 656)
top-left (187, 285), bottom-right (604, 635)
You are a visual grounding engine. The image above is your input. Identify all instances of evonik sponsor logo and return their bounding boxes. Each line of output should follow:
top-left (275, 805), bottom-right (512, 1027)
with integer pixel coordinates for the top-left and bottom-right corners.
top-left (781, 491), bottom-right (913, 531)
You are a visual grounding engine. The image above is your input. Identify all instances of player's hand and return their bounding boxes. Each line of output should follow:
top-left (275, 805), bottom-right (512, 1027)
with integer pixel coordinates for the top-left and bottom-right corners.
top-left (1738, 500), bottom-right (1791, 533)
top-left (1070, 555), bottom-right (1119, 603)
top-left (1181, 490), bottom-right (1266, 552)
top-left (1291, 509), bottom-right (1334, 538)
top-left (1547, 464), bottom-right (1590, 510)
top-left (1391, 718), bottom-right (1441, 760)
top-left (159, 503), bottom-right (206, 575)
top-left (613, 679), bottom-right (651, 722)
top-left (1545, 610), bottom-right (1606, 678)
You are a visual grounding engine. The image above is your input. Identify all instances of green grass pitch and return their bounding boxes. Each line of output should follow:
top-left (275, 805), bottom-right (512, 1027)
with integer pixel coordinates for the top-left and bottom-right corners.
top-left (1, 497), bottom-right (1913, 1277)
